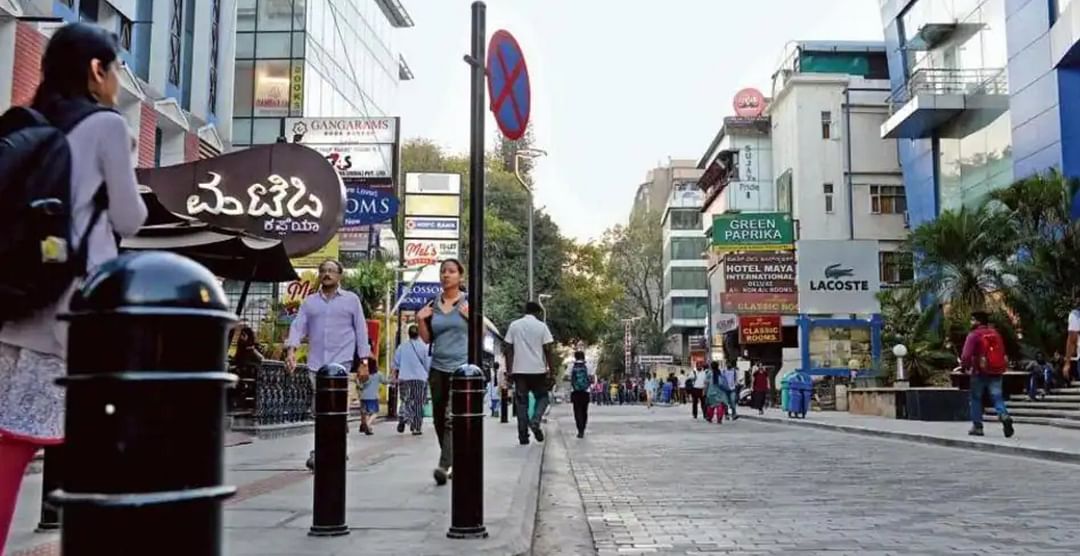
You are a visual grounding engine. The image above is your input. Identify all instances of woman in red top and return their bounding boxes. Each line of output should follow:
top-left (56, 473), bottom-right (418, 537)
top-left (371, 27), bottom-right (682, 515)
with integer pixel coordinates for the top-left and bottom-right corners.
top-left (750, 365), bottom-right (770, 415)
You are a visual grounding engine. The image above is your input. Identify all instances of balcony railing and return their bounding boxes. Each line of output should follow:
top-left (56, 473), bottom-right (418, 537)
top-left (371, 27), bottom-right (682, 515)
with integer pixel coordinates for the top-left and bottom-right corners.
top-left (889, 67), bottom-right (1008, 111)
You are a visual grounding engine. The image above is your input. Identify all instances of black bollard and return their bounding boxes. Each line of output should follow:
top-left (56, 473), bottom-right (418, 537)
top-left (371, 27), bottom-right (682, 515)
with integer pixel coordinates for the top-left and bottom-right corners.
top-left (447, 364), bottom-right (488, 539)
top-left (35, 446), bottom-right (61, 532)
top-left (50, 251), bottom-right (237, 556)
top-left (309, 363), bottom-right (350, 537)
top-left (500, 385), bottom-right (509, 423)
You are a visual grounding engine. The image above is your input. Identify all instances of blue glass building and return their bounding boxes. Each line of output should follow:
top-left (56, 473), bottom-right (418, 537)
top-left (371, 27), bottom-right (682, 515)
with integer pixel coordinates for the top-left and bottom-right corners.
top-left (879, 0), bottom-right (1080, 225)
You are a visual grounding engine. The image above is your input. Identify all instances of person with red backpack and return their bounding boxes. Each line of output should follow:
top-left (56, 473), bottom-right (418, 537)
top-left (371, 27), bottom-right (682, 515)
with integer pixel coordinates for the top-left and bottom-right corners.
top-left (960, 311), bottom-right (1015, 438)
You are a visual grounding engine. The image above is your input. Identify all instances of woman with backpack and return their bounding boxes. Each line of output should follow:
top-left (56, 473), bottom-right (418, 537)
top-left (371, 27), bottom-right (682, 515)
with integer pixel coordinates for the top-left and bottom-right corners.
top-left (416, 259), bottom-right (468, 486)
top-left (0, 24), bottom-right (148, 551)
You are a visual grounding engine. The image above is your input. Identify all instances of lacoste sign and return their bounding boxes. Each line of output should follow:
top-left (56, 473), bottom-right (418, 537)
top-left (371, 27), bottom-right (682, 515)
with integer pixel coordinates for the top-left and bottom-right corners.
top-left (797, 240), bottom-right (881, 314)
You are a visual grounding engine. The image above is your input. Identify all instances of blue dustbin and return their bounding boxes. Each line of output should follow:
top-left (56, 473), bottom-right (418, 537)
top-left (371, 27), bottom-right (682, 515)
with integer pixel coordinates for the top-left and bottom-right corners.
top-left (780, 372), bottom-right (794, 413)
top-left (789, 373), bottom-right (813, 418)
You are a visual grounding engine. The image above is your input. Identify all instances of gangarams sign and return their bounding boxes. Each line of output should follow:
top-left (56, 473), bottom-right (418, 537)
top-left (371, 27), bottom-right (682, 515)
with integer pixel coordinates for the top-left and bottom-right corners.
top-left (711, 213), bottom-right (794, 253)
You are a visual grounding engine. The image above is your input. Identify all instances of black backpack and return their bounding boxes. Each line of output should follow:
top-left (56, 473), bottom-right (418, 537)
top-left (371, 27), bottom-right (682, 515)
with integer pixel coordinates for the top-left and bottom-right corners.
top-left (0, 103), bottom-right (112, 323)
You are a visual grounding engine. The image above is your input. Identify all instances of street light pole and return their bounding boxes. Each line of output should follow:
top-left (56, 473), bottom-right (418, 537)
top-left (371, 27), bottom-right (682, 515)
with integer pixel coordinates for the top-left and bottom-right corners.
top-left (513, 148), bottom-right (547, 301)
top-left (538, 293), bottom-right (552, 322)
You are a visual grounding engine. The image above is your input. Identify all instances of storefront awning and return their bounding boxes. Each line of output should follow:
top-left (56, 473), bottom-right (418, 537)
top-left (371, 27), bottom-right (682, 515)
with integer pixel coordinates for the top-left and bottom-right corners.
top-left (122, 222), bottom-right (298, 283)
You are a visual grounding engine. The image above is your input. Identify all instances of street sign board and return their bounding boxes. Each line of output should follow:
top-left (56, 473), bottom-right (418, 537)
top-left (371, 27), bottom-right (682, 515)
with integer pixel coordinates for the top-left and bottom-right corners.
top-left (405, 217), bottom-right (460, 239)
top-left (712, 213), bottom-right (794, 253)
top-left (486, 30), bottom-right (531, 140)
top-left (636, 355), bottom-right (674, 364)
top-left (397, 281), bottom-right (442, 312)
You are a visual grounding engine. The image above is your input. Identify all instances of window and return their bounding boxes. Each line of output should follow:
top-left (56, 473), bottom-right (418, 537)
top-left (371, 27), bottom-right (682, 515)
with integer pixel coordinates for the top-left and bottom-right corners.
top-left (823, 183), bottom-right (834, 214)
top-left (776, 170), bottom-right (793, 213)
top-left (670, 238), bottom-right (708, 261)
top-left (209, 0), bottom-right (221, 115)
top-left (669, 209), bottom-right (702, 231)
top-left (119, 15), bottom-right (133, 51)
top-left (670, 268), bottom-right (707, 291)
top-left (821, 111), bottom-right (832, 139)
top-left (870, 185), bottom-right (907, 214)
top-left (79, 0), bottom-right (99, 21)
top-left (168, 0), bottom-right (182, 85)
top-left (258, 0), bottom-right (294, 31)
top-left (671, 298), bottom-right (708, 320)
top-left (880, 251), bottom-right (914, 284)
top-left (153, 127), bottom-right (163, 167)
top-left (252, 59), bottom-right (291, 117)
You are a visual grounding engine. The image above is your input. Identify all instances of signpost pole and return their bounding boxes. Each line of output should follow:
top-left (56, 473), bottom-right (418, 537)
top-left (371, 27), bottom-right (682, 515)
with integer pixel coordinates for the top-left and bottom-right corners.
top-left (449, 0), bottom-right (487, 540)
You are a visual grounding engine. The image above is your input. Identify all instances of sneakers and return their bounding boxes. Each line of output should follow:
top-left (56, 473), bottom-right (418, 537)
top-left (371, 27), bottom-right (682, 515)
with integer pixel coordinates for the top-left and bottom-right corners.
top-left (968, 426), bottom-right (985, 436)
top-left (531, 425), bottom-right (545, 442)
top-left (397, 421), bottom-right (406, 434)
top-left (576, 431), bottom-right (584, 439)
top-left (412, 430), bottom-right (423, 436)
top-left (433, 467), bottom-right (449, 486)
top-left (1002, 416), bottom-right (1015, 438)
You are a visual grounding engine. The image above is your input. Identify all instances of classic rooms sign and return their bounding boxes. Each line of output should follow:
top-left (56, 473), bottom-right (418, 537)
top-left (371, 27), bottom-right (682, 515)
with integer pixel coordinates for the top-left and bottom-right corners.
top-left (738, 315), bottom-right (782, 344)
top-left (136, 143), bottom-right (344, 257)
top-left (712, 212), bottom-right (794, 253)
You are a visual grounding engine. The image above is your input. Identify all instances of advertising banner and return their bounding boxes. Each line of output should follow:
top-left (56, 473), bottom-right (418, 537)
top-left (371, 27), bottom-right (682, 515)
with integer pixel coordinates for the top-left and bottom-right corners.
top-left (403, 239), bottom-right (460, 269)
top-left (289, 235), bottom-right (340, 269)
top-left (721, 292), bottom-right (798, 314)
top-left (405, 172), bottom-right (462, 195)
top-left (797, 240), bottom-right (882, 314)
top-left (404, 217), bottom-right (460, 239)
top-left (723, 251), bottom-right (796, 294)
top-left (712, 212), bottom-right (794, 253)
top-left (738, 315), bottom-right (782, 344)
top-left (285, 117), bottom-right (398, 145)
top-left (396, 282), bottom-right (442, 311)
top-left (343, 186), bottom-right (399, 227)
top-left (312, 144), bottom-right (395, 179)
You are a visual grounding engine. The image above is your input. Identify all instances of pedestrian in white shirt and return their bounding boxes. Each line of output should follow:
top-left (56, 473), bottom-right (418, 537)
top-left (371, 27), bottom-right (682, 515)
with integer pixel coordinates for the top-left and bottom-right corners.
top-left (504, 301), bottom-right (557, 445)
top-left (690, 366), bottom-right (708, 419)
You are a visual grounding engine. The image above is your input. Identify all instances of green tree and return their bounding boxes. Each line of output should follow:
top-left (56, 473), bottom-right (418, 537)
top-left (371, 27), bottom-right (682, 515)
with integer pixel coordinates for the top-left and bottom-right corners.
top-left (341, 259), bottom-right (395, 317)
top-left (877, 288), bottom-right (957, 385)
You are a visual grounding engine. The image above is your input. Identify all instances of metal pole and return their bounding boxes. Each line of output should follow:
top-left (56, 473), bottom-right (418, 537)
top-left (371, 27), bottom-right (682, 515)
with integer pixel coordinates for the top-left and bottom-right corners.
top-left (448, 0), bottom-right (488, 540)
top-left (384, 285), bottom-right (396, 419)
top-left (527, 191), bottom-right (534, 301)
top-left (35, 446), bottom-right (61, 532)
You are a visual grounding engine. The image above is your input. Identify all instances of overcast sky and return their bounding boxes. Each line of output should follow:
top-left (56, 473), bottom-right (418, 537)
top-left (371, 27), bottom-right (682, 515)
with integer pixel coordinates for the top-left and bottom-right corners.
top-left (396, 0), bottom-right (885, 242)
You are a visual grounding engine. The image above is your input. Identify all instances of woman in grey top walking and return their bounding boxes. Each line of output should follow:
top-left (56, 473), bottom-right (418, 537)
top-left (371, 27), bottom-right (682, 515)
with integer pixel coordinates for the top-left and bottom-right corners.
top-left (0, 23), bottom-right (147, 552)
top-left (416, 259), bottom-right (468, 486)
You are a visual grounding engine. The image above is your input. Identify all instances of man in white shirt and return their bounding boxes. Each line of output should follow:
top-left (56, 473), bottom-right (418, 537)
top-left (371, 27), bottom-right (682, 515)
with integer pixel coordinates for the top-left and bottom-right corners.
top-left (690, 365), bottom-right (708, 419)
top-left (504, 301), bottom-right (557, 445)
top-left (1064, 309), bottom-right (1080, 386)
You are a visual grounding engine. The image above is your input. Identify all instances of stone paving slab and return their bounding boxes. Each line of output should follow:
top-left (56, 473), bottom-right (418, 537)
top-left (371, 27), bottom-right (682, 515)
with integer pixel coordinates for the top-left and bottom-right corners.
top-left (744, 407), bottom-right (1080, 464)
top-left (7, 415), bottom-right (544, 556)
top-left (554, 403), bottom-right (1080, 555)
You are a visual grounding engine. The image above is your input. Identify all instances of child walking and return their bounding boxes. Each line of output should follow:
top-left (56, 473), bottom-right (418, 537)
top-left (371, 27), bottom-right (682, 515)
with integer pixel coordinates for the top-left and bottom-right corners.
top-left (358, 363), bottom-right (384, 435)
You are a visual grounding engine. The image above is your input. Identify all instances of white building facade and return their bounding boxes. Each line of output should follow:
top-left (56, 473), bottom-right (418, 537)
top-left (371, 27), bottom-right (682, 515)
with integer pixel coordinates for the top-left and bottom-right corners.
top-left (661, 181), bottom-right (708, 361)
top-left (1, 0), bottom-right (238, 163)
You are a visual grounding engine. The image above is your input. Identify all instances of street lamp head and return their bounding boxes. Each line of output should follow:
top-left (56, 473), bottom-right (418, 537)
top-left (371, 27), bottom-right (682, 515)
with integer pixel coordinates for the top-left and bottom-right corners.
top-left (516, 147), bottom-right (548, 159)
top-left (892, 344), bottom-right (908, 358)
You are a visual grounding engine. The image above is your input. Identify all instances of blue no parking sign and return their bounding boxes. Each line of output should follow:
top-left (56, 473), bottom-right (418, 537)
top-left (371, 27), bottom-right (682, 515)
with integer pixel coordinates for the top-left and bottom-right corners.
top-left (486, 30), bottom-right (531, 141)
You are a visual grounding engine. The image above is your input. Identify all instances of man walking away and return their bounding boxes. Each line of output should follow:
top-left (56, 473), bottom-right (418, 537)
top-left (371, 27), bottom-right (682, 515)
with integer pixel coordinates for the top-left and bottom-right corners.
top-left (286, 259), bottom-right (371, 470)
top-left (961, 311), bottom-right (1014, 438)
top-left (691, 365), bottom-right (708, 419)
top-left (505, 301), bottom-right (557, 445)
top-left (751, 364), bottom-right (769, 415)
top-left (678, 370), bottom-right (688, 404)
top-left (392, 325), bottom-right (429, 435)
top-left (569, 351), bottom-right (592, 438)
top-left (722, 363), bottom-right (740, 420)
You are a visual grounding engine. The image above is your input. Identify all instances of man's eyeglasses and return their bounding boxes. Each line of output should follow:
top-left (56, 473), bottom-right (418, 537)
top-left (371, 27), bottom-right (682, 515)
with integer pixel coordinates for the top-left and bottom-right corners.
top-left (319, 267), bottom-right (341, 275)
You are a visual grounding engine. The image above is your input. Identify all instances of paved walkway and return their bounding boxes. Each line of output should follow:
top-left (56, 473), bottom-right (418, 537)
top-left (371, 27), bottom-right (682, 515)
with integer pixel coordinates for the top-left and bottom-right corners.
top-left (744, 407), bottom-right (1080, 464)
top-left (7, 415), bottom-right (542, 556)
top-left (553, 403), bottom-right (1080, 555)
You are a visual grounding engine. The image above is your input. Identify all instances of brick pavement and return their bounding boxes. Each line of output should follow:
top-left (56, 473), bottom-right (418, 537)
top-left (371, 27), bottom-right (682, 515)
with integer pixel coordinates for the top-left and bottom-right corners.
top-left (553, 404), bottom-right (1080, 555)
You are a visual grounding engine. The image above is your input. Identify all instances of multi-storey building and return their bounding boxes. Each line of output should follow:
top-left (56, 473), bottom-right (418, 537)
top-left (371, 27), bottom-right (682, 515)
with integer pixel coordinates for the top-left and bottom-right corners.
top-left (769, 41), bottom-right (911, 287)
top-left (661, 179), bottom-right (708, 364)
top-left (231, 0), bottom-right (414, 148)
top-left (1, 0), bottom-right (238, 162)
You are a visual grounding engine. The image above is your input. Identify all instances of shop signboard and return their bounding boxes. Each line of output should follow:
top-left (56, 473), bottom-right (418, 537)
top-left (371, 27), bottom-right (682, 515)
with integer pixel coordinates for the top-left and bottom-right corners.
top-left (403, 239), bottom-right (459, 269)
top-left (312, 144), bottom-right (395, 179)
top-left (711, 212), bottom-right (794, 253)
top-left (404, 217), bottom-right (460, 239)
top-left (396, 282), bottom-right (442, 311)
top-left (136, 143), bottom-right (344, 257)
top-left (721, 292), bottom-right (798, 314)
top-left (738, 315), bottom-right (782, 344)
top-left (285, 117), bottom-right (398, 145)
top-left (723, 251), bottom-right (796, 294)
top-left (797, 240), bottom-right (881, 314)
top-left (290, 235), bottom-right (340, 269)
top-left (344, 186), bottom-right (398, 227)
top-left (405, 172), bottom-right (462, 195)
top-left (636, 355), bottom-right (674, 364)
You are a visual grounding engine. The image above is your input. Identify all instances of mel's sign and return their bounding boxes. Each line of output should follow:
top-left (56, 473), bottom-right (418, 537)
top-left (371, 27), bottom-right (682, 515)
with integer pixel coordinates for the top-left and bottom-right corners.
top-left (136, 143), bottom-right (344, 257)
top-left (403, 239), bottom-right (459, 268)
top-left (797, 240), bottom-right (881, 314)
top-left (712, 213), bottom-right (794, 253)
